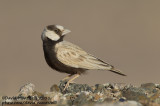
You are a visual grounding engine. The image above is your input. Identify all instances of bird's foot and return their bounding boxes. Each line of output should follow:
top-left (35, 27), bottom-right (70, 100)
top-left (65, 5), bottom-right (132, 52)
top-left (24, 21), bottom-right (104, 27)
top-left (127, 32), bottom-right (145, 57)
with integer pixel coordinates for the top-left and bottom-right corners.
top-left (63, 74), bottom-right (80, 91)
top-left (63, 81), bottom-right (70, 91)
top-left (62, 80), bottom-right (76, 91)
top-left (62, 74), bottom-right (73, 81)
top-left (62, 78), bottom-right (69, 82)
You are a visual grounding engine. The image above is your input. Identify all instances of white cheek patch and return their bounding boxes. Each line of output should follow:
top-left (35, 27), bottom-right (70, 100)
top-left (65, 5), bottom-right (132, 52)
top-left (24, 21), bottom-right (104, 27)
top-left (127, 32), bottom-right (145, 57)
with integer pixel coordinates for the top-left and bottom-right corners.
top-left (45, 30), bottom-right (60, 41)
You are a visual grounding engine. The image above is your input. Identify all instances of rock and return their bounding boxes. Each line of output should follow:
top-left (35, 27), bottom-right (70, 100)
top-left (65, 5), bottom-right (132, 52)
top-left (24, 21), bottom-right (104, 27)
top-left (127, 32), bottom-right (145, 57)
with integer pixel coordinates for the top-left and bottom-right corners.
top-left (155, 84), bottom-right (160, 89)
top-left (73, 92), bottom-right (88, 105)
top-left (94, 84), bottom-right (106, 93)
top-left (50, 84), bottom-right (60, 92)
top-left (18, 83), bottom-right (35, 97)
top-left (119, 97), bottom-right (126, 102)
top-left (18, 83), bottom-right (43, 102)
top-left (149, 91), bottom-right (160, 104)
top-left (44, 91), bottom-right (62, 103)
top-left (3, 82), bottom-right (160, 106)
top-left (141, 83), bottom-right (156, 90)
top-left (141, 83), bottom-right (157, 95)
top-left (59, 81), bottom-right (93, 94)
top-left (122, 87), bottom-right (147, 101)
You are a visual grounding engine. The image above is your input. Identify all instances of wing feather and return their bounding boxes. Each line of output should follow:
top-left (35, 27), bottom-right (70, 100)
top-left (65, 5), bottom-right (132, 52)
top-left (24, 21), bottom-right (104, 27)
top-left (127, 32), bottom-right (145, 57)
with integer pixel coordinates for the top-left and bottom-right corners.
top-left (55, 41), bottom-right (112, 70)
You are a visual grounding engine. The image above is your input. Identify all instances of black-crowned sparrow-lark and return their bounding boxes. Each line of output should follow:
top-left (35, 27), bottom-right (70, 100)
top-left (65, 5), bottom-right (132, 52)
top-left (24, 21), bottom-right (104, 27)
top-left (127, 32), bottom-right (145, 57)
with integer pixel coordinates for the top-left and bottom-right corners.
top-left (41, 25), bottom-right (126, 90)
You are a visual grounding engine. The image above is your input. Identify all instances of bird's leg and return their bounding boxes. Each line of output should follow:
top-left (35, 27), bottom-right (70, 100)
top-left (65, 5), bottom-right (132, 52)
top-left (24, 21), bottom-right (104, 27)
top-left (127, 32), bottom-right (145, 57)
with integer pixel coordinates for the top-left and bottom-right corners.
top-left (63, 74), bottom-right (80, 91)
top-left (62, 74), bottom-right (73, 81)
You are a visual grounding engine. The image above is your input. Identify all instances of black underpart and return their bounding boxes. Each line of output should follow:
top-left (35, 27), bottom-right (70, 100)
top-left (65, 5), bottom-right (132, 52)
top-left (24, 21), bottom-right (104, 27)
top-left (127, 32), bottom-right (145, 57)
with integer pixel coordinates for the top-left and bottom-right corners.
top-left (43, 38), bottom-right (86, 75)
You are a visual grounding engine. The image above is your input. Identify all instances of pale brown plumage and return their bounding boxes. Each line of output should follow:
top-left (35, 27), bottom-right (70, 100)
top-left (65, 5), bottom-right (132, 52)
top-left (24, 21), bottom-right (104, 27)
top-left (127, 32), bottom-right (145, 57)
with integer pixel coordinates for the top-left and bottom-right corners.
top-left (55, 41), bottom-right (113, 70)
top-left (41, 25), bottom-right (126, 91)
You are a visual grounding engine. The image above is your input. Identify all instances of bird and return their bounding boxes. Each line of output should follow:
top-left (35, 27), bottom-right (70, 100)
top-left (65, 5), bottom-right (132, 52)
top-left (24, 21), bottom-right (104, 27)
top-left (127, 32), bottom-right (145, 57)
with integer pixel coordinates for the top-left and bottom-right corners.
top-left (41, 25), bottom-right (126, 91)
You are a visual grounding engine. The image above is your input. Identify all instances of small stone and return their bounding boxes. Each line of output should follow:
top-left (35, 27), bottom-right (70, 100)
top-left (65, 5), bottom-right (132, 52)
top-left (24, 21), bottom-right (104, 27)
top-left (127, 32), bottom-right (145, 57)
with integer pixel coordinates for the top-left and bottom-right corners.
top-left (59, 81), bottom-right (92, 94)
top-left (58, 96), bottom-right (67, 105)
top-left (94, 84), bottom-right (105, 93)
top-left (155, 84), bottom-right (160, 89)
top-left (112, 83), bottom-right (119, 90)
top-left (122, 87), bottom-right (147, 101)
top-left (8, 82), bottom-right (160, 105)
top-left (149, 91), bottom-right (160, 104)
top-left (113, 91), bottom-right (121, 97)
top-left (119, 97), bottom-right (126, 102)
top-left (33, 91), bottom-right (44, 97)
top-left (18, 83), bottom-right (35, 97)
top-left (103, 83), bottom-right (110, 88)
top-left (44, 91), bottom-right (62, 103)
top-left (152, 89), bottom-right (158, 93)
top-left (141, 83), bottom-right (156, 90)
top-left (50, 84), bottom-right (60, 92)
top-left (94, 94), bottom-right (101, 101)
top-left (73, 92), bottom-right (88, 105)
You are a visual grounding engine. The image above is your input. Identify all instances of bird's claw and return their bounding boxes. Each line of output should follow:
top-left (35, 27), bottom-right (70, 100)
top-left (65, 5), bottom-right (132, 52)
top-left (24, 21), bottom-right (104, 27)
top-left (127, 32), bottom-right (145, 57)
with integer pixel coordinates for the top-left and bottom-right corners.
top-left (63, 82), bottom-right (70, 91)
top-left (63, 81), bottom-right (76, 91)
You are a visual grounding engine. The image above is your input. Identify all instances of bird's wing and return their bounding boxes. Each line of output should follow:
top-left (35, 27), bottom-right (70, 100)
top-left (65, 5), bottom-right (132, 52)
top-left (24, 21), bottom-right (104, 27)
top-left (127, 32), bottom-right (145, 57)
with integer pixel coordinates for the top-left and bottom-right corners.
top-left (55, 41), bottom-right (113, 70)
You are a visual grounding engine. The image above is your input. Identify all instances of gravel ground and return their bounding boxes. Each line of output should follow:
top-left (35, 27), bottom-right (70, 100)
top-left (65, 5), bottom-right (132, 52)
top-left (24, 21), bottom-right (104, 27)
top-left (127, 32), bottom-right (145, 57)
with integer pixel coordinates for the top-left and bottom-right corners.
top-left (1, 81), bottom-right (160, 106)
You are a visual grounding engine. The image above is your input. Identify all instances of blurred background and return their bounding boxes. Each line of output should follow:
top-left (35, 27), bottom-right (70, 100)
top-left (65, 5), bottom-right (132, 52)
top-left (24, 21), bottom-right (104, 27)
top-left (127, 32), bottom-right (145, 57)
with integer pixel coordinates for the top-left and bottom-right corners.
top-left (0, 0), bottom-right (160, 96)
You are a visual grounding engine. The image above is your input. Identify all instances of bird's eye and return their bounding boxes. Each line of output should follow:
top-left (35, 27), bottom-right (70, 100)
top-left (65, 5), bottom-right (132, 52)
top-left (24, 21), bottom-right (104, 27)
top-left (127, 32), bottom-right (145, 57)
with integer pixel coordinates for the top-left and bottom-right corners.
top-left (54, 29), bottom-right (59, 33)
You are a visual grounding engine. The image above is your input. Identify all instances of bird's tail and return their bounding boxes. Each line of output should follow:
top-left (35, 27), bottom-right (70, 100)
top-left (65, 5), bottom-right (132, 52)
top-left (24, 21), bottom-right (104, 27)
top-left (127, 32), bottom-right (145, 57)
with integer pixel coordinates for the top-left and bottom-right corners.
top-left (108, 66), bottom-right (127, 76)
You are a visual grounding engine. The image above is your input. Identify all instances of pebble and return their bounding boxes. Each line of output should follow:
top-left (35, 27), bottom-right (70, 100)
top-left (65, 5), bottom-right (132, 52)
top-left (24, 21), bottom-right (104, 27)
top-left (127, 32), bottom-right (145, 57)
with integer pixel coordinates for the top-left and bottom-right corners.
top-left (3, 82), bottom-right (160, 105)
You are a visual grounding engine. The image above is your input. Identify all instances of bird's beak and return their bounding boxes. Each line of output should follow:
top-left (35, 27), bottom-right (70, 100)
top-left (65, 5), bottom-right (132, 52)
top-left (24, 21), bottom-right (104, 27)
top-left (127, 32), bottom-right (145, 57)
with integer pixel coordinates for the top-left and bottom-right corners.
top-left (62, 29), bottom-right (71, 35)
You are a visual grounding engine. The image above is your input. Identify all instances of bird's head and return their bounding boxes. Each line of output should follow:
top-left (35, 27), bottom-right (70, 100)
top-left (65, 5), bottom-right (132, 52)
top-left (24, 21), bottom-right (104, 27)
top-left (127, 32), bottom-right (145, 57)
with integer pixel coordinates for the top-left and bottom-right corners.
top-left (41, 25), bottom-right (71, 41)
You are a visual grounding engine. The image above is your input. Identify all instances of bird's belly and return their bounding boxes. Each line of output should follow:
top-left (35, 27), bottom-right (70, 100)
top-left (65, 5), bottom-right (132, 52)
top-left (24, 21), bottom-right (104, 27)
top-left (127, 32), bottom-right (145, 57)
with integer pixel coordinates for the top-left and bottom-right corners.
top-left (44, 53), bottom-right (86, 75)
